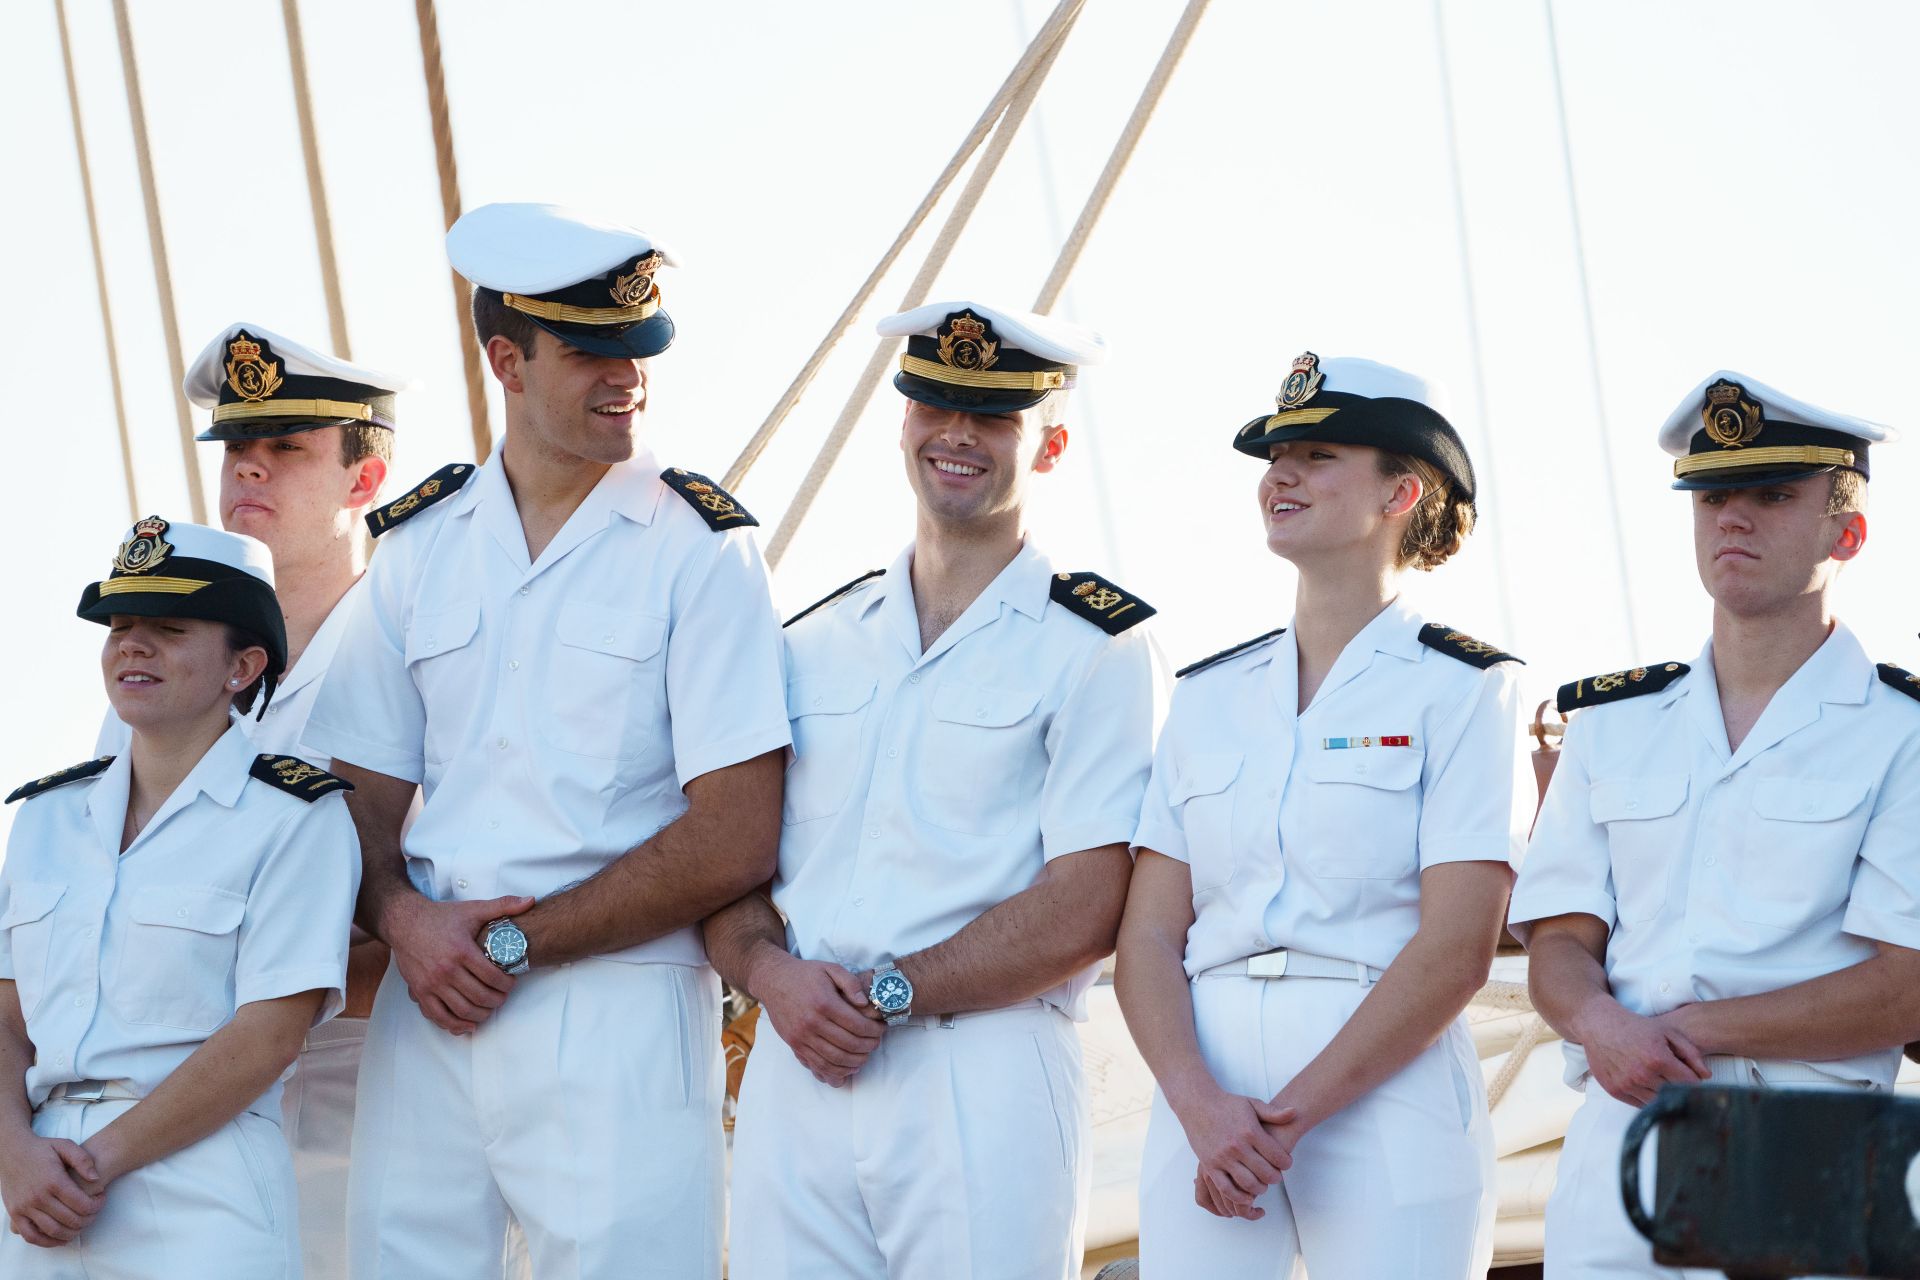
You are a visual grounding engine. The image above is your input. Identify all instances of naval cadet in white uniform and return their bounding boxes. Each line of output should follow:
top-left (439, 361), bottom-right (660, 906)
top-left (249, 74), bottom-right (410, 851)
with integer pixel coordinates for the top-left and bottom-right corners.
top-left (95, 324), bottom-right (399, 1280)
top-left (704, 301), bottom-right (1160, 1280)
top-left (1511, 373), bottom-right (1920, 1279)
top-left (1115, 355), bottom-right (1529, 1279)
top-left (302, 203), bottom-right (789, 1279)
top-left (0, 519), bottom-right (359, 1277)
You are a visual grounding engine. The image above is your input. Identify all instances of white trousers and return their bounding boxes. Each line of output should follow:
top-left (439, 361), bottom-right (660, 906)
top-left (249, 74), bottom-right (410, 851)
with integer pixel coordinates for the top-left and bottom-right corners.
top-left (729, 1002), bottom-right (1088, 1280)
top-left (345, 958), bottom-right (724, 1280)
top-left (0, 1097), bottom-right (299, 1279)
top-left (1138, 972), bottom-right (1495, 1280)
top-left (283, 1015), bottom-right (368, 1280)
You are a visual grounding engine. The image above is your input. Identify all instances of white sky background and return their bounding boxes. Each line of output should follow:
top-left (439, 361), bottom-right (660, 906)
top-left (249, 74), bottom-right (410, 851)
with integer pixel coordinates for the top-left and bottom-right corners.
top-left (1, 0), bottom-right (1916, 844)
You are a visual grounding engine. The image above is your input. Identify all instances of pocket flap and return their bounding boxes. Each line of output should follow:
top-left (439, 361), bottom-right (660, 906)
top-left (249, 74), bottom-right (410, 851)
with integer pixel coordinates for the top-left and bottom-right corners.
top-left (931, 681), bottom-right (1041, 728)
top-left (555, 600), bottom-right (666, 662)
top-left (786, 677), bottom-right (877, 718)
top-left (127, 885), bottom-right (246, 935)
top-left (1303, 747), bottom-right (1422, 791)
top-left (405, 600), bottom-right (481, 664)
top-left (0, 882), bottom-right (65, 928)
top-left (1751, 777), bottom-right (1870, 823)
top-left (1590, 775), bottom-right (1689, 823)
top-left (1170, 752), bottom-right (1243, 803)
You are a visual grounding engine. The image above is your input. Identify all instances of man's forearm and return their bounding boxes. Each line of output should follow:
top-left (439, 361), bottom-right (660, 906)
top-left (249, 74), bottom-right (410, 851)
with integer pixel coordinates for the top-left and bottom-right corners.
top-left (700, 888), bottom-right (791, 999)
top-left (0, 992), bottom-right (37, 1145)
top-left (331, 763), bottom-right (421, 939)
top-left (513, 752), bottom-right (783, 967)
top-left (897, 847), bottom-right (1130, 1018)
top-left (1671, 950), bottom-right (1920, 1061)
top-left (1526, 928), bottom-right (1621, 1044)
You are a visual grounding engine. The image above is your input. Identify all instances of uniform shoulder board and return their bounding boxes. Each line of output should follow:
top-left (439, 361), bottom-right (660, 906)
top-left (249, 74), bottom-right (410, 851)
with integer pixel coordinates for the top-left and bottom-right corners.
top-left (661, 468), bottom-right (758, 531)
top-left (1049, 572), bottom-right (1155, 636)
top-left (1877, 663), bottom-right (1920, 705)
top-left (6, 757), bottom-right (112, 805)
top-left (1418, 623), bottom-right (1523, 670)
top-left (249, 754), bottom-right (354, 803)
top-left (785, 569), bottom-right (885, 628)
top-left (1176, 628), bottom-right (1287, 679)
top-left (1556, 662), bottom-right (1689, 714)
top-left (366, 462), bottom-right (474, 537)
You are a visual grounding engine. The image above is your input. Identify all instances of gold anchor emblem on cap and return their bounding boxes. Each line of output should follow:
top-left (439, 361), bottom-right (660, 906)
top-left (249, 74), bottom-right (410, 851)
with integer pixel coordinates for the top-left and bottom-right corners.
top-left (1276, 352), bottom-right (1325, 409)
top-left (224, 333), bottom-right (284, 403)
top-left (1702, 379), bottom-right (1763, 449)
top-left (111, 515), bottom-right (175, 575)
top-left (936, 311), bottom-right (999, 372)
top-left (609, 251), bottom-right (660, 308)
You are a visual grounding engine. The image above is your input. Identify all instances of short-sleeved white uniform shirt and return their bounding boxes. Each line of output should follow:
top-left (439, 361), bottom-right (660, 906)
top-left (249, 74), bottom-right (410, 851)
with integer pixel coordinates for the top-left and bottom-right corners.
top-left (0, 723), bottom-right (359, 1109)
top-left (95, 578), bottom-right (366, 762)
top-left (774, 541), bottom-right (1161, 1018)
top-left (1509, 622), bottom-right (1920, 1090)
top-left (1133, 598), bottom-right (1529, 979)
top-left (303, 444), bottom-right (791, 968)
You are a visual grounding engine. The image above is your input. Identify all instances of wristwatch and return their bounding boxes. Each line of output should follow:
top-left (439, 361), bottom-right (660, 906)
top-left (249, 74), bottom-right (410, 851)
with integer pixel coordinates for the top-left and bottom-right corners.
top-left (868, 964), bottom-right (915, 1025)
top-left (482, 918), bottom-right (530, 975)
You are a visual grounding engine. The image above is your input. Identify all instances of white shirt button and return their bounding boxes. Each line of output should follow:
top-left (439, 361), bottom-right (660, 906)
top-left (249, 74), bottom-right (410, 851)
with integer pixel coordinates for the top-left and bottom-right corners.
top-left (908, 674), bottom-right (921, 684)
top-left (176, 908), bottom-right (188, 918)
top-left (1704, 855), bottom-right (1716, 866)
top-left (1659, 981), bottom-right (1671, 993)
top-left (1626, 799), bottom-right (1639, 811)
top-left (509, 660), bottom-right (520, 671)
top-left (456, 878), bottom-right (469, 890)
top-left (73, 996), bottom-right (85, 1008)
top-left (603, 633), bottom-right (615, 644)
top-left (853, 897), bottom-right (865, 906)
top-left (867, 828), bottom-right (880, 839)
top-left (56, 1055), bottom-right (67, 1067)
top-left (518, 586), bottom-right (530, 596)
top-left (887, 748), bottom-right (898, 759)
top-left (487, 818), bottom-right (500, 830)
top-left (497, 737), bottom-right (509, 750)
top-left (1355, 763), bottom-right (1368, 775)
top-left (426, 639), bottom-right (438, 651)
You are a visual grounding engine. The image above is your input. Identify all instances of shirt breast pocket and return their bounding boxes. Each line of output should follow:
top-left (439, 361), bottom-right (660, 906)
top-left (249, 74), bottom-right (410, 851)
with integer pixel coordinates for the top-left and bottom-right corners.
top-left (0, 882), bottom-right (66, 1020)
top-left (1738, 777), bottom-right (1870, 929)
top-left (783, 678), bottom-right (877, 826)
top-left (1589, 775), bottom-right (1689, 923)
top-left (113, 885), bottom-right (246, 1032)
top-left (914, 681), bottom-right (1044, 837)
top-left (1301, 749), bottom-right (1423, 879)
top-left (1170, 752), bottom-right (1243, 894)
top-left (543, 601), bottom-right (668, 762)
top-left (405, 600), bottom-right (482, 765)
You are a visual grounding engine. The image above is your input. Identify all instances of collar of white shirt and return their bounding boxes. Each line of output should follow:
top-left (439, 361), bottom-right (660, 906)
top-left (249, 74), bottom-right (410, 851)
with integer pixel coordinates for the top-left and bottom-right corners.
top-left (1268, 594), bottom-right (1428, 714)
top-left (1681, 619), bottom-right (1873, 769)
top-left (451, 439), bottom-right (670, 571)
top-left (861, 539), bottom-right (1054, 662)
top-left (88, 721), bottom-right (259, 856)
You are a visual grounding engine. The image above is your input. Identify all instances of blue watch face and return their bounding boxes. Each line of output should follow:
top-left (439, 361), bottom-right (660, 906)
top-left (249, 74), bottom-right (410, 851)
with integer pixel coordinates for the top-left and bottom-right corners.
top-left (872, 972), bottom-right (912, 1013)
top-left (488, 923), bottom-right (528, 967)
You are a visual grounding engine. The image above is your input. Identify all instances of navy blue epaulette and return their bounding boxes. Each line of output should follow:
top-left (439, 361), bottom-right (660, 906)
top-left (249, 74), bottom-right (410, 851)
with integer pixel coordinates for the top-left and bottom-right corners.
top-left (250, 754), bottom-right (354, 803)
top-left (1556, 662), bottom-right (1689, 714)
top-left (1176, 628), bottom-right (1287, 679)
top-left (366, 463), bottom-right (473, 537)
top-left (1049, 572), bottom-right (1154, 636)
top-left (661, 468), bottom-right (758, 531)
top-left (785, 569), bottom-right (885, 628)
top-left (1877, 663), bottom-right (1920, 705)
top-left (1418, 623), bottom-right (1522, 669)
top-left (6, 756), bottom-right (112, 804)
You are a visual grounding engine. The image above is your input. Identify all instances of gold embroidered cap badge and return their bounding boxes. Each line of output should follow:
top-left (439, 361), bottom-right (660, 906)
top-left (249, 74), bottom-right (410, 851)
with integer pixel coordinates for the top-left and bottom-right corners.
top-left (111, 515), bottom-right (174, 576)
top-left (936, 311), bottom-right (999, 372)
top-left (1276, 351), bottom-right (1325, 409)
top-left (224, 333), bottom-right (284, 403)
top-left (1702, 378), bottom-right (1764, 449)
top-left (609, 252), bottom-right (661, 307)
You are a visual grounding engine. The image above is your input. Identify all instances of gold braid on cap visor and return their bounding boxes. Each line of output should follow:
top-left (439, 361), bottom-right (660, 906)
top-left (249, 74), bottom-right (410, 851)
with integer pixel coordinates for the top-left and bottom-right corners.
top-left (1672, 445), bottom-right (1855, 478)
top-left (96, 576), bottom-right (209, 596)
top-left (502, 291), bottom-right (661, 326)
top-left (213, 399), bottom-right (374, 424)
top-left (898, 355), bottom-right (1071, 392)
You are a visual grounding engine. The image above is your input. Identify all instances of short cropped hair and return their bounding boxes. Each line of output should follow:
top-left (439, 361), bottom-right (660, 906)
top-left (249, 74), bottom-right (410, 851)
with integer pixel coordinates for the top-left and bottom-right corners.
top-left (338, 423), bottom-right (393, 469)
top-left (471, 286), bottom-right (543, 360)
top-left (1827, 468), bottom-right (1867, 517)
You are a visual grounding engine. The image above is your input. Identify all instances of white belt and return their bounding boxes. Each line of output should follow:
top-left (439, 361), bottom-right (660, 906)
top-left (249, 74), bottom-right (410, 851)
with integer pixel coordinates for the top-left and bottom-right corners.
top-left (891, 997), bottom-right (1048, 1030)
top-left (42, 1080), bottom-right (140, 1106)
top-left (1701, 1055), bottom-right (1879, 1089)
top-left (1198, 948), bottom-right (1383, 984)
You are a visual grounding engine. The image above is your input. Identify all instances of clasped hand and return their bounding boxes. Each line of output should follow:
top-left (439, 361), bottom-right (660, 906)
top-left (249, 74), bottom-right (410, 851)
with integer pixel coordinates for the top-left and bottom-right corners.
top-left (754, 955), bottom-right (884, 1088)
top-left (1177, 1086), bottom-right (1301, 1220)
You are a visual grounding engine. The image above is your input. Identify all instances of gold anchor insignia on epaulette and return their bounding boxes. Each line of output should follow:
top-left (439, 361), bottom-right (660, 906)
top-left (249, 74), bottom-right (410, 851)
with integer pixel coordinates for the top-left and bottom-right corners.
top-left (1073, 580), bottom-right (1125, 611)
top-left (1444, 630), bottom-right (1500, 657)
top-left (268, 755), bottom-right (327, 788)
top-left (386, 479), bottom-right (441, 521)
top-left (682, 479), bottom-right (737, 516)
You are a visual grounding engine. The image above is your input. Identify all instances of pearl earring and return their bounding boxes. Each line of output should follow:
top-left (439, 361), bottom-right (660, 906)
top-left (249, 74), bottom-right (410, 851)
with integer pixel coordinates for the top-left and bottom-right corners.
top-left (229, 678), bottom-right (241, 687)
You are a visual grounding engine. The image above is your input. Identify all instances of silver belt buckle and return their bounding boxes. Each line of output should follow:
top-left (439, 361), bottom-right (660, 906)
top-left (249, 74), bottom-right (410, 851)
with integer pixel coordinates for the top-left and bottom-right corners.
top-left (60, 1080), bottom-right (110, 1103)
top-left (1245, 950), bottom-right (1290, 979)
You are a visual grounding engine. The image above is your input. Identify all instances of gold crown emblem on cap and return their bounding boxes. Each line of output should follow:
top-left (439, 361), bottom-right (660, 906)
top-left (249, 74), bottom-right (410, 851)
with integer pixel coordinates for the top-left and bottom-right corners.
top-left (936, 311), bottom-right (999, 373)
top-left (225, 333), bottom-right (284, 403)
top-left (609, 252), bottom-right (661, 308)
top-left (1702, 378), bottom-right (1763, 449)
top-left (1276, 351), bottom-right (1325, 409)
top-left (111, 515), bottom-right (174, 576)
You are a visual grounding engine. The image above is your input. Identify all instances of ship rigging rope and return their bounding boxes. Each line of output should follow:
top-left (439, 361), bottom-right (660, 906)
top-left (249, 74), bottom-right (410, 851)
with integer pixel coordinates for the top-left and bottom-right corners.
top-left (1470, 977), bottom-right (1549, 1110)
top-left (721, 0), bottom-right (1087, 493)
top-left (414, 0), bottom-right (493, 462)
top-left (281, 0), bottom-right (351, 359)
top-left (53, 0), bottom-right (139, 523)
top-left (111, 0), bottom-right (208, 524)
top-left (762, 0), bottom-right (1086, 567)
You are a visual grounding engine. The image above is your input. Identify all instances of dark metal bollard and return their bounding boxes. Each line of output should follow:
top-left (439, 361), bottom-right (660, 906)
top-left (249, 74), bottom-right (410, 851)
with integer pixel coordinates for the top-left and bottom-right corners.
top-left (1620, 1083), bottom-right (1920, 1279)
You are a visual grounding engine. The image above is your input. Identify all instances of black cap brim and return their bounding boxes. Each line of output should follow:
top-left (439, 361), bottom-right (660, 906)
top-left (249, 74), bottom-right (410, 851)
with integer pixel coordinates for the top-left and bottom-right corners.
top-left (1233, 396), bottom-right (1477, 503)
top-left (529, 311), bottom-right (675, 360)
top-left (1671, 463), bottom-right (1847, 492)
top-left (78, 574), bottom-right (288, 678)
top-left (196, 417), bottom-right (379, 443)
top-left (892, 372), bottom-right (1052, 416)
